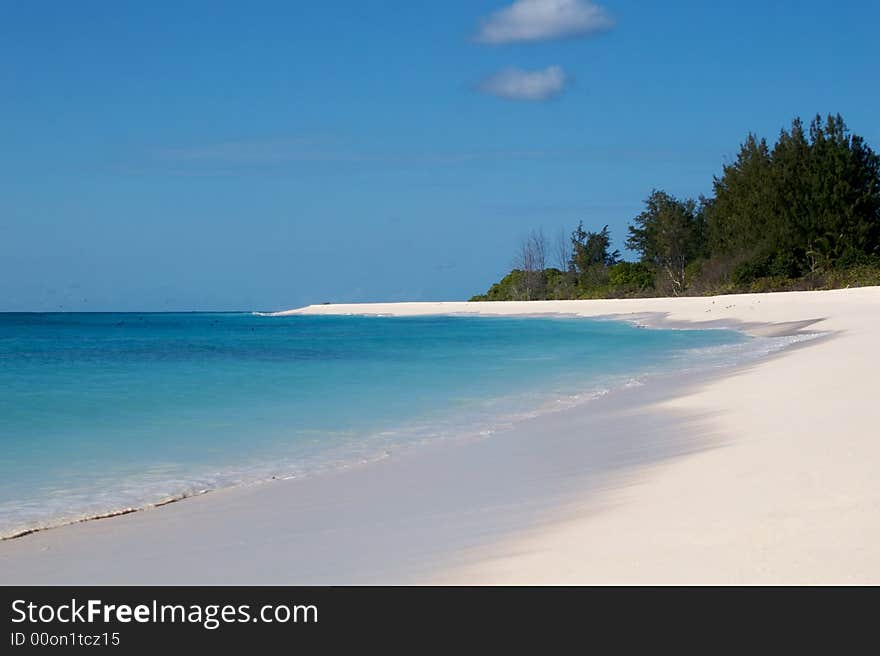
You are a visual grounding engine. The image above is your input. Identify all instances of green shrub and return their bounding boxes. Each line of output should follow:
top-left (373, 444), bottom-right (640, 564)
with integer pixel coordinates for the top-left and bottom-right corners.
top-left (826, 263), bottom-right (880, 288)
top-left (731, 254), bottom-right (771, 285)
top-left (767, 251), bottom-right (802, 278)
top-left (608, 261), bottom-right (654, 292)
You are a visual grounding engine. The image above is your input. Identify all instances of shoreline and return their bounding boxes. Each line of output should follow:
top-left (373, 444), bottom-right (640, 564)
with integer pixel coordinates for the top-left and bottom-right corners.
top-left (1, 287), bottom-right (877, 583)
top-left (0, 309), bottom-right (809, 545)
top-left (0, 491), bottom-right (208, 543)
top-left (0, 350), bottom-right (764, 584)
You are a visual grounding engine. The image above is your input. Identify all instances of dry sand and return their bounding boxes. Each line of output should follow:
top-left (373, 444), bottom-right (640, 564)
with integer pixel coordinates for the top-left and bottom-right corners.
top-left (2, 287), bottom-right (878, 584)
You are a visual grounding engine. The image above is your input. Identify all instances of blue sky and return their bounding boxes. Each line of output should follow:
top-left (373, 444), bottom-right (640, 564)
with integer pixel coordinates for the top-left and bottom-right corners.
top-left (2, 0), bottom-right (878, 311)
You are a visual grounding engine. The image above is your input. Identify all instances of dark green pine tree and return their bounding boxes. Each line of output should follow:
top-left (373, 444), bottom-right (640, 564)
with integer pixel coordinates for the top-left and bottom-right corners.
top-left (802, 114), bottom-right (880, 271)
top-left (707, 134), bottom-right (775, 258)
top-left (768, 117), bottom-right (811, 274)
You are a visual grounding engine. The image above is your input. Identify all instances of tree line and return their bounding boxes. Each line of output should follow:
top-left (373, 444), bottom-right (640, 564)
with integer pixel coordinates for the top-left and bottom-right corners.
top-left (471, 113), bottom-right (880, 301)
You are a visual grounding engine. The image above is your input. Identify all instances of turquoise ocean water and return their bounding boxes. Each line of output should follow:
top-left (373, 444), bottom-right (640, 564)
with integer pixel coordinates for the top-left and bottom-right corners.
top-left (0, 312), bottom-right (797, 538)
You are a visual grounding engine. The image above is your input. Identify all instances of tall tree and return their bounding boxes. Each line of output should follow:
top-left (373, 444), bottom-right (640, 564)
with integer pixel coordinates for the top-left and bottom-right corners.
top-left (708, 114), bottom-right (880, 275)
top-left (769, 117), bottom-right (811, 266)
top-left (570, 223), bottom-right (619, 290)
top-left (627, 191), bottom-right (705, 295)
top-left (803, 114), bottom-right (880, 270)
top-left (570, 223), bottom-right (619, 270)
top-left (707, 134), bottom-right (775, 257)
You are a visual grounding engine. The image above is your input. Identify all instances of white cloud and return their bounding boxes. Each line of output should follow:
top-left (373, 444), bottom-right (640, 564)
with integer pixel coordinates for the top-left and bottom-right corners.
top-left (476, 0), bottom-right (613, 44)
top-left (477, 66), bottom-right (569, 101)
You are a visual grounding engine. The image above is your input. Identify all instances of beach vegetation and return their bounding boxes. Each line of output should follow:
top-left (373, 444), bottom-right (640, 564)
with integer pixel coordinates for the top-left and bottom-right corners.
top-left (472, 113), bottom-right (880, 300)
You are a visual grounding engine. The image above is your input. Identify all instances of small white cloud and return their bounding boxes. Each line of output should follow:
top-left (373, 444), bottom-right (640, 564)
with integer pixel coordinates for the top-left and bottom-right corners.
top-left (476, 0), bottom-right (613, 44)
top-left (477, 66), bottom-right (569, 101)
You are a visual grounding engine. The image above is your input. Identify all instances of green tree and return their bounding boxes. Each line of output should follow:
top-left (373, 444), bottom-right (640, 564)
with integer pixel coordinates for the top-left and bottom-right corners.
top-left (570, 223), bottom-right (619, 291)
top-left (769, 117), bottom-right (810, 265)
top-left (803, 114), bottom-right (880, 270)
top-left (627, 191), bottom-right (705, 295)
top-left (707, 134), bottom-right (775, 257)
top-left (708, 114), bottom-right (880, 278)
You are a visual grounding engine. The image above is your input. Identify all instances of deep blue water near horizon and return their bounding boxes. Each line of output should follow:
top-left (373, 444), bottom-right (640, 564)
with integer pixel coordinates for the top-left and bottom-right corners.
top-left (0, 312), bottom-right (765, 538)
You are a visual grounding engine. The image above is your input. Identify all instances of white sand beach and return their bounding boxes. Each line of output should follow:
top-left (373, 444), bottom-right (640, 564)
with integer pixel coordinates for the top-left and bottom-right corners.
top-left (1, 287), bottom-right (878, 584)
